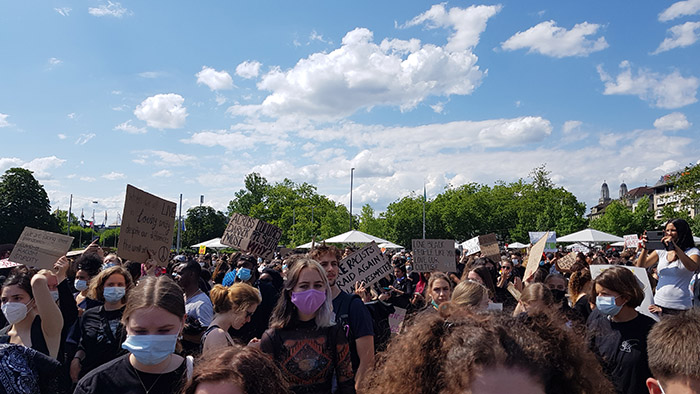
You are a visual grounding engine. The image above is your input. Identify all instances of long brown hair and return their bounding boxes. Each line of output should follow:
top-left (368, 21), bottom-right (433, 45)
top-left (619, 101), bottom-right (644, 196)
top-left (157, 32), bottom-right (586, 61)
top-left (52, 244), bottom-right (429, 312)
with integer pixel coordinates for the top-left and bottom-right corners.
top-left (269, 258), bottom-right (332, 329)
top-left (88, 266), bottom-right (134, 303)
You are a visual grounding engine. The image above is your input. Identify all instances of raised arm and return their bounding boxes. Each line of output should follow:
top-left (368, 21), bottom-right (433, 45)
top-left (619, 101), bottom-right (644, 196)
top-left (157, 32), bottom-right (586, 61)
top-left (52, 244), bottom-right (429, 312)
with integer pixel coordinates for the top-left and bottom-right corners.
top-left (31, 273), bottom-right (64, 359)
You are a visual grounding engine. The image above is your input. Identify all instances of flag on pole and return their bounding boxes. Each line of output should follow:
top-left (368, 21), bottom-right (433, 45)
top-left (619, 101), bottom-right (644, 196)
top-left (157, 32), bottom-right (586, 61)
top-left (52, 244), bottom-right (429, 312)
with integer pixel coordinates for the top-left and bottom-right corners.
top-left (181, 218), bottom-right (186, 232)
top-left (80, 209), bottom-right (85, 227)
top-left (103, 211), bottom-right (107, 227)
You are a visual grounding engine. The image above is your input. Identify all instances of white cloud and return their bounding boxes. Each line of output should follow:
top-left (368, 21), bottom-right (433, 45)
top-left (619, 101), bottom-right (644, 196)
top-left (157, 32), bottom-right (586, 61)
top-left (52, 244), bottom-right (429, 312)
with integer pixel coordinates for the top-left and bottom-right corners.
top-left (114, 120), bottom-right (147, 134)
top-left (659, 0), bottom-right (700, 22)
top-left (48, 58), bottom-right (62, 69)
top-left (75, 133), bottom-right (96, 145)
top-left (195, 66), bottom-right (234, 91)
top-left (654, 112), bottom-right (692, 130)
top-left (653, 21), bottom-right (700, 54)
top-left (67, 113), bottom-right (76, 119)
top-left (57, 134), bottom-right (67, 139)
top-left (654, 159), bottom-right (681, 173)
top-left (0, 158), bottom-right (23, 171)
top-left (134, 93), bottom-right (188, 129)
top-left (134, 150), bottom-right (197, 167)
top-left (102, 172), bottom-right (126, 180)
top-left (88, 1), bottom-right (131, 18)
top-left (310, 30), bottom-right (332, 44)
top-left (0, 156), bottom-right (67, 178)
top-left (80, 176), bottom-right (96, 182)
top-left (430, 102), bottom-right (445, 113)
top-left (54, 7), bottom-right (71, 16)
top-left (404, 3), bottom-right (502, 52)
top-left (138, 71), bottom-right (166, 79)
top-left (0, 113), bottom-right (9, 128)
top-left (153, 169), bottom-right (173, 177)
top-left (501, 21), bottom-right (608, 57)
top-left (235, 61), bottom-right (262, 79)
top-left (598, 61), bottom-right (699, 108)
top-left (562, 120), bottom-right (582, 134)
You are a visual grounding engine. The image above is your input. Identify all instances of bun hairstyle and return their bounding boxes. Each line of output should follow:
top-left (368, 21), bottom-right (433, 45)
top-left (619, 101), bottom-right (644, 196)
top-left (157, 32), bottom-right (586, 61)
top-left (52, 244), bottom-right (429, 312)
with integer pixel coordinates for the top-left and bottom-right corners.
top-left (209, 283), bottom-right (261, 314)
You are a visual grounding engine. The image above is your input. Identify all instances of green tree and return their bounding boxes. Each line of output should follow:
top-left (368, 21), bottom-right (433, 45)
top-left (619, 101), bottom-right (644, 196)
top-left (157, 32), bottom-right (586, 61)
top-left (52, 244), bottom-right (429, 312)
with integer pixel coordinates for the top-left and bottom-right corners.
top-left (0, 168), bottom-right (60, 244)
top-left (631, 196), bottom-right (658, 234)
top-left (52, 209), bottom-right (79, 234)
top-left (183, 206), bottom-right (228, 247)
top-left (101, 228), bottom-right (120, 248)
top-left (357, 204), bottom-right (386, 237)
top-left (69, 225), bottom-right (95, 249)
top-left (590, 201), bottom-right (635, 236)
top-left (383, 194), bottom-right (424, 248)
top-left (226, 173), bottom-right (270, 216)
top-left (668, 163), bottom-right (700, 214)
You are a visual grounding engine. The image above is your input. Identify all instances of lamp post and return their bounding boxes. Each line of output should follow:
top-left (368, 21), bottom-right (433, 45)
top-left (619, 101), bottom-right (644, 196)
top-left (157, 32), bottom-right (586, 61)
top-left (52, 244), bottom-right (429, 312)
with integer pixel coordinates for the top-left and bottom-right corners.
top-left (350, 168), bottom-right (355, 231)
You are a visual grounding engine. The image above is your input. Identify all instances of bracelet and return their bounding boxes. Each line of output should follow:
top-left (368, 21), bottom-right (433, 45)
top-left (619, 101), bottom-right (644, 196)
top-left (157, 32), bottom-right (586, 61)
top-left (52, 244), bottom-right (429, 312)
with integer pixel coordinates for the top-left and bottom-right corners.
top-left (73, 356), bottom-right (84, 364)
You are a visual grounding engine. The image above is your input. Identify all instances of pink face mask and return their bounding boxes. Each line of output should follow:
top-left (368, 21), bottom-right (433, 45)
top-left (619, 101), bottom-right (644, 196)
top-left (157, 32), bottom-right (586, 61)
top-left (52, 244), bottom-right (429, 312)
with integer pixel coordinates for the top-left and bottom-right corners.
top-left (291, 289), bottom-right (326, 315)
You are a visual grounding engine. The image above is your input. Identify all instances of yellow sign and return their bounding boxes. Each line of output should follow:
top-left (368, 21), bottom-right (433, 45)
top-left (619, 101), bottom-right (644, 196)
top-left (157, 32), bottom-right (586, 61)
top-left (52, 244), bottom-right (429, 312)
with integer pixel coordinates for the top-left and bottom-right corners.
top-left (199, 245), bottom-right (206, 255)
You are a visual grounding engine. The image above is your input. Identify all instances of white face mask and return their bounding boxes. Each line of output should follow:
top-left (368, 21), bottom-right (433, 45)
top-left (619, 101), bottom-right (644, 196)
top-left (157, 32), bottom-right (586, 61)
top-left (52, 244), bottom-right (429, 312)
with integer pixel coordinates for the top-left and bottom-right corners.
top-left (49, 290), bottom-right (59, 303)
top-left (1, 301), bottom-right (30, 325)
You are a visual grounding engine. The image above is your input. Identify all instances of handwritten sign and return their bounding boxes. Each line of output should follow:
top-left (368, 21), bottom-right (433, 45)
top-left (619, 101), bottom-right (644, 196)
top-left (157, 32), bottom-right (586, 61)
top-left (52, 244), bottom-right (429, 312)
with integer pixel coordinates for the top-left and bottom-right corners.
top-left (412, 239), bottom-right (456, 273)
top-left (220, 213), bottom-right (282, 261)
top-left (462, 236), bottom-right (480, 256)
top-left (529, 231), bottom-right (557, 252)
top-left (624, 234), bottom-right (640, 249)
top-left (478, 233), bottom-right (500, 262)
top-left (118, 185), bottom-right (176, 266)
top-left (336, 242), bottom-right (392, 293)
top-left (555, 252), bottom-right (577, 273)
top-left (523, 231), bottom-right (548, 281)
top-left (388, 307), bottom-right (407, 334)
top-left (9, 227), bottom-right (74, 269)
top-left (589, 264), bottom-right (659, 322)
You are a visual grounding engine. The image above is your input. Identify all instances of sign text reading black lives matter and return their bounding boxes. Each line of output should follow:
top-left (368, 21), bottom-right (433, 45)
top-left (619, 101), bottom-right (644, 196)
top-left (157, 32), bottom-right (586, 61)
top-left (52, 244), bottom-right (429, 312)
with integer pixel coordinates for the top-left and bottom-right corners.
top-left (412, 239), bottom-right (456, 273)
top-left (336, 242), bottom-right (392, 293)
top-left (118, 185), bottom-right (176, 266)
top-left (220, 213), bottom-right (282, 261)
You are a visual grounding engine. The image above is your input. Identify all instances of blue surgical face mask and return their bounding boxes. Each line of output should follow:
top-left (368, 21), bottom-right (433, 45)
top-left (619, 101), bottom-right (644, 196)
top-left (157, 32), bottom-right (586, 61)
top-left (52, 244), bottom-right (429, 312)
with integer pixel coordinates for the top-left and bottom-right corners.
top-left (74, 279), bottom-right (89, 292)
top-left (236, 267), bottom-right (252, 281)
top-left (596, 295), bottom-right (623, 317)
top-left (49, 290), bottom-right (60, 302)
top-left (121, 334), bottom-right (178, 365)
top-left (103, 286), bottom-right (126, 303)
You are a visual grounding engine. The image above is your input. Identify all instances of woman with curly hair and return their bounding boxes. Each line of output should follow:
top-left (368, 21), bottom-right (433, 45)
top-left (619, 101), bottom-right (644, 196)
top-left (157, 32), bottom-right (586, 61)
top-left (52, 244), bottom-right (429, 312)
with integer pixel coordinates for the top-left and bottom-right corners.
top-left (364, 307), bottom-right (614, 393)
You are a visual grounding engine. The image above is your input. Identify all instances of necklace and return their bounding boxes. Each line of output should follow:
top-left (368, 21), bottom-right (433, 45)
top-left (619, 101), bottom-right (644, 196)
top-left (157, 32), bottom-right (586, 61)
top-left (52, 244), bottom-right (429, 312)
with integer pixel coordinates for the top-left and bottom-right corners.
top-left (132, 355), bottom-right (171, 394)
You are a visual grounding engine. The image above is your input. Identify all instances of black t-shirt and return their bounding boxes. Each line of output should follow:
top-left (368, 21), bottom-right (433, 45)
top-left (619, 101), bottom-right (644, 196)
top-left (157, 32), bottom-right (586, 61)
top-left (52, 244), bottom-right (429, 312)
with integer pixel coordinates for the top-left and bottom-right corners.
top-left (586, 309), bottom-right (655, 394)
top-left (389, 276), bottom-right (413, 309)
top-left (569, 295), bottom-right (592, 326)
top-left (74, 354), bottom-right (187, 394)
top-left (78, 305), bottom-right (127, 377)
top-left (332, 291), bottom-right (374, 371)
top-left (0, 315), bottom-right (49, 356)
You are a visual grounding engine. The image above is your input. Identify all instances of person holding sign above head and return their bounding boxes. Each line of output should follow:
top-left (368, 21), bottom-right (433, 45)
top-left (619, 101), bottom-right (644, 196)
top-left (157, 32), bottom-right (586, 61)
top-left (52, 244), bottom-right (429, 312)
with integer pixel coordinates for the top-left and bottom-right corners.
top-left (0, 268), bottom-right (64, 359)
top-left (636, 218), bottom-right (700, 315)
top-left (70, 266), bottom-right (133, 382)
top-left (201, 283), bottom-right (261, 354)
top-left (309, 245), bottom-right (374, 392)
top-left (75, 275), bottom-right (193, 394)
top-left (586, 266), bottom-right (655, 394)
top-left (259, 258), bottom-right (355, 394)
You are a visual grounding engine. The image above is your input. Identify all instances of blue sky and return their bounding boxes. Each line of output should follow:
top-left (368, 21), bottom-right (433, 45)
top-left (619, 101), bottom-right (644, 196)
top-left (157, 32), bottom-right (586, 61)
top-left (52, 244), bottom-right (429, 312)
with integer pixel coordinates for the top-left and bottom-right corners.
top-left (2, 1), bottom-right (700, 227)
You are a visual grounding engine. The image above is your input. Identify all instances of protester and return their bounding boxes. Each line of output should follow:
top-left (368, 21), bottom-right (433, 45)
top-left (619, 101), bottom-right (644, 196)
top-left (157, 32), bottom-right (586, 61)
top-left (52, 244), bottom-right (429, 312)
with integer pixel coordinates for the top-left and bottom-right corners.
top-left (0, 269), bottom-right (63, 359)
top-left (0, 343), bottom-right (70, 394)
top-left (568, 268), bottom-right (592, 326)
top-left (388, 264), bottom-right (413, 309)
top-left (646, 309), bottom-right (700, 394)
top-left (364, 308), bottom-right (614, 393)
top-left (74, 275), bottom-right (193, 394)
top-left (259, 258), bottom-right (355, 394)
top-left (72, 254), bottom-right (103, 316)
top-left (201, 283), bottom-right (260, 353)
top-left (309, 245), bottom-right (374, 390)
top-left (462, 265), bottom-right (496, 298)
top-left (544, 273), bottom-right (571, 315)
top-left (449, 279), bottom-right (490, 311)
top-left (494, 258), bottom-right (521, 312)
top-left (424, 272), bottom-right (452, 311)
top-left (181, 345), bottom-right (291, 394)
top-left (637, 218), bottom-right (700, 314)
top-left (587, 266), bottom-right (655, 394)
top-left (513, 283), bottom-right (554, 317)
top-left (174, 260), bottom-right (213, 355)
top-left (70, 266), bottom-right (133, 381)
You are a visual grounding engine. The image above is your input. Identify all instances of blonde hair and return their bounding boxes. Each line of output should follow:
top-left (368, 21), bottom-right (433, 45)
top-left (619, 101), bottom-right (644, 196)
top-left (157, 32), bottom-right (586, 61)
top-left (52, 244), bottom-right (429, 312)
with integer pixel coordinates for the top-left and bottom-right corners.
top-left (88, 266), bottom-right (133, 303)
top-left (451, 280), bottom-right (489, 309)
top-left (269, 259), bottom-right (333, 329)
top-left (520, 283), bottom-right (553, 306)
top-left (210, 283), bottom-right (261, 314)
top-left (426, 272), bottom-right (452, 302)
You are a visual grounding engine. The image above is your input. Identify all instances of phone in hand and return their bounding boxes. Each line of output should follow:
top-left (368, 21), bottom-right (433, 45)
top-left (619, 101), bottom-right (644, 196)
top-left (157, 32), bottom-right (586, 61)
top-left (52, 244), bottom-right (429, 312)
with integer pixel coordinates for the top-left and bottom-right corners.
top-left (645, 230), bottom-right (665, 251)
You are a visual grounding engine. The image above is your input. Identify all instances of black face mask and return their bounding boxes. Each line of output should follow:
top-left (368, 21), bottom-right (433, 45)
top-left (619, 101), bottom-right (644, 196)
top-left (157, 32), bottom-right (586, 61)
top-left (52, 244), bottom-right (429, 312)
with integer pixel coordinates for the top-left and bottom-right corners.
top-left (551, 289), bottom-right (566, 303)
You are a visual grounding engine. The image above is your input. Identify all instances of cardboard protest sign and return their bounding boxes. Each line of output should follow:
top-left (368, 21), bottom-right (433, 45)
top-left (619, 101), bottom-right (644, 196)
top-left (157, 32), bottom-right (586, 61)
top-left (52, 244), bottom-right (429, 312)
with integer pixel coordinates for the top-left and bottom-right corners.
top-left (336, 242), bottom-right (392, 293)
top-left (411, 239), bottom-right (456, 273)
top-left (220, 213), bottom-right (283, 261)
top-left (523, 231), bottom-right (548, 281)
top-left (570, 244), bottom-right (590, 254)
top-left (462, 236), bottom-right (480, 256)
top-left (555, 252), bottom-right (577, 273)
top-left (388, 307), bottom-right (407, 334)
top-left (589, 264), bottom-right (659, 322)
top-left (8, 227), bottom-right (73, 269)
top-left (478, 233), bottom-right (500, 262)
top-left (118, 185), bottom-right (176, 266)
top-left (529, 231), bottom-right (557, 253)
top-left (624, 234), bottom-right (640, 249)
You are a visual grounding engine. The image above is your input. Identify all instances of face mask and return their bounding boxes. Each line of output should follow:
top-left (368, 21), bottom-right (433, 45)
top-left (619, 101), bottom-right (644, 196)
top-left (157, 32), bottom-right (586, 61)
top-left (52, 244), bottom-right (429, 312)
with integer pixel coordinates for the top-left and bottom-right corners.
top-left (258, 265), bottom-right (265, 273)
top-left (121, 334), bottom-right (178, 365)
top-left (236, 267), bottom-right (252, 281)
top-left (74, 279), bottom-right (89, 292)
top-left (406, 265), bottom-right (413, 272)
top-left (102, 262), bottom-right (117, 270)
top-left (512, 259), bottom-right (520, 266)
top-left (103, 286), bottom-right (126, 303)
top-left (551, 289), bottom-right (566, 303)
top-left (596, 296), bottom-right (623, 317)
top-left (2, 301), bottom-right (30, 325)
top-left (291, 289), bottom-right (326, 315)
top-left (49, 290), bottom-right (59, 302)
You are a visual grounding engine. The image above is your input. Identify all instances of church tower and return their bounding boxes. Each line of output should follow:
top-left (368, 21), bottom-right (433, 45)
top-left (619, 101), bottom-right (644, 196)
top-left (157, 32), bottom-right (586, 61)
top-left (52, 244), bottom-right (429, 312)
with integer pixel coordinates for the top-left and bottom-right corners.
top-left (619, 182), bottom-right (628, 199)
top-left (599, 181), bottom-right (611, 205)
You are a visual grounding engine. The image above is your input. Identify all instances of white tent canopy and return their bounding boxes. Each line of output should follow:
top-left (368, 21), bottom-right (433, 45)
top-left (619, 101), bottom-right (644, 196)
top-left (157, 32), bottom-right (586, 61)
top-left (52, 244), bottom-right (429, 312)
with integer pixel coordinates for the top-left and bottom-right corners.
top-left (377, 241), bottom-right (404, 250)
top-left (507, 242), bottom-right (528, 249)
top-left (190, 237), bottom-right (229, 249)
top-left (557, 229), bottom-right (624, 243)
top-left (322, 230), bottom-right (391, 244)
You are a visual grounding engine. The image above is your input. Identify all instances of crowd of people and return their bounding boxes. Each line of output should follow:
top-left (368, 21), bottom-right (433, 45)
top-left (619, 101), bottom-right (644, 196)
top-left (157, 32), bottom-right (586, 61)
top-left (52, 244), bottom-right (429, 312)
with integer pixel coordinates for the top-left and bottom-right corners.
top-left (1, 218), bottom-right (700, 393)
